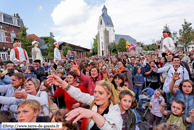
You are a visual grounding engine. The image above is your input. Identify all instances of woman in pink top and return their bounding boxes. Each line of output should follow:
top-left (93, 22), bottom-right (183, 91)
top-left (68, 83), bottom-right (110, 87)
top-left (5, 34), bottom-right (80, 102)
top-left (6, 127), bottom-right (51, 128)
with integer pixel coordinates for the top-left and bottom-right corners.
top-left (71, 62), bottom-right (108, 95)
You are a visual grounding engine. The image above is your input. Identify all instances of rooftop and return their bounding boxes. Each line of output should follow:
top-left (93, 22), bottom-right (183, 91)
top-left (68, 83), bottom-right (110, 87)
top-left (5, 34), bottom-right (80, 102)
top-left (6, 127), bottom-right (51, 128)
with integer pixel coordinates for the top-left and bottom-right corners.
top-left (0, 11), bottom-right (24, 27)
top-left (115, 34), bottom-right (137, 45)
top-left (101, 5), bottom-right (114, 26)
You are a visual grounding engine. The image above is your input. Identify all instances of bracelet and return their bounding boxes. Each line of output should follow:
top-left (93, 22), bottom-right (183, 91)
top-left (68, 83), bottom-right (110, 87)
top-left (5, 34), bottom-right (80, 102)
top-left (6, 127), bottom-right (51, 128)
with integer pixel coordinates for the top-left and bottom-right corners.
top-left (63, 83), bottom-right (71, 91)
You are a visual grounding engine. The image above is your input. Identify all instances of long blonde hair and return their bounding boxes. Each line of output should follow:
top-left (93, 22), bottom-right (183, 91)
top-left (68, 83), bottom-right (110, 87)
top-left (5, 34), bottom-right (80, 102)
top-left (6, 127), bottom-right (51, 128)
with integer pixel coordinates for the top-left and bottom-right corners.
top-left (86, 80), bottom-right (116, 129)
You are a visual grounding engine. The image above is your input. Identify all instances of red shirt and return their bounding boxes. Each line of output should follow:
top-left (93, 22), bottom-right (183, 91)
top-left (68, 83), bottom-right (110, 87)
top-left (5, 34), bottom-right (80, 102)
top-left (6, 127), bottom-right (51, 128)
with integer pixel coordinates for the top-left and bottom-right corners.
top-left (54, 84), bottom-right (88, 111)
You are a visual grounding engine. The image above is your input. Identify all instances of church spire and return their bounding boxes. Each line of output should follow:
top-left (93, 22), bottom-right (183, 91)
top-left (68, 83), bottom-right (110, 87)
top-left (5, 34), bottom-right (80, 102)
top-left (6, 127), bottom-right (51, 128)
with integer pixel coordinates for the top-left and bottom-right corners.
top-left (102, 5), bottom-right (107, 16)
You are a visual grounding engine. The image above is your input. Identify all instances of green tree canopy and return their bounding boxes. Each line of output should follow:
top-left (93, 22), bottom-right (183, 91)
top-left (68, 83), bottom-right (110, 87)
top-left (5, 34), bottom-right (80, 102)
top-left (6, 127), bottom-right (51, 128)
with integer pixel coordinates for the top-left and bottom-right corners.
top-left (18, 25), bottom-right (32, 56)
top-left (148, 45), bottom-right (157, 51)
top-left (62, 44), bottom-right (72, 57)
top-left (92, 35), bottom-right (98, 55)
top-left (116, 38), bottom-right (126, 52)
top-left (44, 32), bottom-right (56, 59)
top-left (179, 19), bottom-right (194, 50)
top-left (143, 47), bottom-right (148, 51)
top-left (108, 42), bottom-right (117, 55)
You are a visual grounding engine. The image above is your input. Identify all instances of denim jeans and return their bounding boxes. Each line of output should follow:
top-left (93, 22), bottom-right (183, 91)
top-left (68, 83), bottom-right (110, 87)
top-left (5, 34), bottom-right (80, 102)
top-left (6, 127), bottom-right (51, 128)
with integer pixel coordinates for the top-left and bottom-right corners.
top-left (134, 84), bottom-right (143, 101)
top-left (165, 92), bottom-right (171, 110)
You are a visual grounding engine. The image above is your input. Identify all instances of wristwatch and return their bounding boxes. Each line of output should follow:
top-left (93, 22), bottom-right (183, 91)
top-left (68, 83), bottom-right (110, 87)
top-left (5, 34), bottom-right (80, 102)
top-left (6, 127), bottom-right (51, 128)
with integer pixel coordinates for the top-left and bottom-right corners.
top-left (63, 83), bottom-right (71, 91)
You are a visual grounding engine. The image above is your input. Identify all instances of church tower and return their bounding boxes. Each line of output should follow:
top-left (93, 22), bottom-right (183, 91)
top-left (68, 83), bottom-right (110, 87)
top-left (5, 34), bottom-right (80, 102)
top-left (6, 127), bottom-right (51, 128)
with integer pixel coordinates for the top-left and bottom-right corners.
top-left (97, 5), bottom-right (115, 56)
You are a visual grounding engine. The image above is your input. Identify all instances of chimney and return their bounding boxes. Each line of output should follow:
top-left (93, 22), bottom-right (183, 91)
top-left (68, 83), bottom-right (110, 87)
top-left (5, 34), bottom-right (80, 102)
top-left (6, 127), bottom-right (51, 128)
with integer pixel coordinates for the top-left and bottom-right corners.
top-left (16, 13), bottom-right (20, 19)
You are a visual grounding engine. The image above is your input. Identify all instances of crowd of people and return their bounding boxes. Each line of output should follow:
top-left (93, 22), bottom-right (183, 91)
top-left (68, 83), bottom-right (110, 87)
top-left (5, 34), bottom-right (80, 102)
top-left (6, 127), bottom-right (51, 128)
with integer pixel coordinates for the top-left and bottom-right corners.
top-left (1, 31), bottom-right (194, 130)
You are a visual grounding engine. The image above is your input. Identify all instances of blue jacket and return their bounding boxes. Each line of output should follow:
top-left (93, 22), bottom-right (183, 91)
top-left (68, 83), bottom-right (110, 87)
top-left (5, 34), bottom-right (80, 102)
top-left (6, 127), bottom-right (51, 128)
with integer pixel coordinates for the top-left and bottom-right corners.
top-left (43, 66), bottom-right (50, 71)
top-left (171, 89), bottom-right (194, 130)
top-left (0, 75), bottom-right (11, 85)
top-left (134, 73), bottom-right (144, 83)
top-left (24, 72), bottom-right (37, 79)
top-left (127, 62), bottom-right (142, 77)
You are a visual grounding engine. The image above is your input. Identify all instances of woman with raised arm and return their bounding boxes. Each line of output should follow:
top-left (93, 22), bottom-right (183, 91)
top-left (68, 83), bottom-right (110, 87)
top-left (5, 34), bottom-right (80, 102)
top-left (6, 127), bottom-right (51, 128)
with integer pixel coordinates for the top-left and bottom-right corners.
top-left (47, 75), bottom-right (122, 130)
top-left (70, 62), bottom-right (109, 95)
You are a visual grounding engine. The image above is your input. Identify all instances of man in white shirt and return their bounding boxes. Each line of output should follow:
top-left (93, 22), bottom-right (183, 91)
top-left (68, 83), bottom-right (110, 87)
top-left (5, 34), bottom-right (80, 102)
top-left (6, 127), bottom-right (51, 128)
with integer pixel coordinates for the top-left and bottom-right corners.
top-left (10, 38), bottom-right (29, 64)
top-left (154, 56), bottom-right (189, 109)
top-left (160, 30), bottom-right (175, 57)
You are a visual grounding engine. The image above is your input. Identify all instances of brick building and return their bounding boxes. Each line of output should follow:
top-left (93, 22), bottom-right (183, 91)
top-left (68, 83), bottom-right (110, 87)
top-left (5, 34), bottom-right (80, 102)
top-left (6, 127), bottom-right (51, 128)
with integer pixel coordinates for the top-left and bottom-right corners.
top-left (0, 12), bottom-right (24, 61)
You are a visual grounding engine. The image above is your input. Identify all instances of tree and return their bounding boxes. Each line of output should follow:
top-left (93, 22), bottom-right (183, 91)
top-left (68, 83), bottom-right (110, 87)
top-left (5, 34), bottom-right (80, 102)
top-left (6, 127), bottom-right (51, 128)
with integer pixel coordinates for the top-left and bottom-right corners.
top-left (179, 19), bottom-right (194, 51)
top-left (18, 25), bottom-right (32, 56)
top-left (137, 41), bottom-right (144, 47)
top-left (116, 38), bottom-right (126, 53)
top-left (92, 35), bottom-right (98, 55)
top-left (143, 47), bottom-right (148, 51)
top-left (62, 44), bottom-right (72, 57)
top-left (108, 42), bottom-right (117, 55)
top-left (44, 32), bottom-right (56, 59)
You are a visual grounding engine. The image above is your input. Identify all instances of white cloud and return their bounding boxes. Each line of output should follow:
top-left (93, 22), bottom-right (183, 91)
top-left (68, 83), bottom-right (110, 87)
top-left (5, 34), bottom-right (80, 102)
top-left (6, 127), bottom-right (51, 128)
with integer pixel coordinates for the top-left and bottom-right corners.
top-left (51, 0), bottom-right (194, 49)
top-left (39, 5), bottom-right (42, 10)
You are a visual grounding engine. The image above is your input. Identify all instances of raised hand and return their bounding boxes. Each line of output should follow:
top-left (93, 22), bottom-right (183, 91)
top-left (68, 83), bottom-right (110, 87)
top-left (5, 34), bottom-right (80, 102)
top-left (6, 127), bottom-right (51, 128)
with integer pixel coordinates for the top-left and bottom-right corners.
top-left (161, 101), bottom-right (166, 107)
top-left (66, 107), bottom-right (95, 123)
top-left (189, 109), bottom-right (194, 117)
top-left (47, 75), bottom-right (64, 86)
top-left (70, 62), bottom-right (79, 72)
top-left (172, 72), bottom-right (180, 81)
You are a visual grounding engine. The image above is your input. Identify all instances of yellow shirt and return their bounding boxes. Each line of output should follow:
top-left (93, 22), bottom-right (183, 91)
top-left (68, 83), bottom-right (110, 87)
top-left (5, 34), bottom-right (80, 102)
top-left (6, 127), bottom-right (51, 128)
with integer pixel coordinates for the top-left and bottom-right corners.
top-left (167, 114), bottom-right (186, 130)
top-left (2, 70), bottom-right (18, 75)
top-left (112, 85), bottom-right (135, 103)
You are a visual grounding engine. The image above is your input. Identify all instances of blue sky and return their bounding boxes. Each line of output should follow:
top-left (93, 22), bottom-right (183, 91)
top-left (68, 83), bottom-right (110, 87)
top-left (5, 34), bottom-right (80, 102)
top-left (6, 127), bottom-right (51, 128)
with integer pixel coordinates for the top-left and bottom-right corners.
top-left (0, 0), bottom-right (102, 37)
top-left (1, 0), bottom-right (194, 49)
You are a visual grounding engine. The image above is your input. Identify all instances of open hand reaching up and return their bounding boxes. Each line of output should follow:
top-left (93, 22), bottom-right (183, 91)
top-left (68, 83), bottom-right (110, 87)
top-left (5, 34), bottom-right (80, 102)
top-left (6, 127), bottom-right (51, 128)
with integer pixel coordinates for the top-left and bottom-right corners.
top-left (172, 72), bottom-right (180, 81)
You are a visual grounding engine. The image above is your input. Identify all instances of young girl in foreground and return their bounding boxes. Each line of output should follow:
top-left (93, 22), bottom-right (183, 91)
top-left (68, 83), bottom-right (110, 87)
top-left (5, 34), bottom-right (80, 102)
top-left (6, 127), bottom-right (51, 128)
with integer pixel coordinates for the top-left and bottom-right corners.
top-left (119, 90), bottom-right (137, 130)
top-left (169, 73), bottom-right (194, 130)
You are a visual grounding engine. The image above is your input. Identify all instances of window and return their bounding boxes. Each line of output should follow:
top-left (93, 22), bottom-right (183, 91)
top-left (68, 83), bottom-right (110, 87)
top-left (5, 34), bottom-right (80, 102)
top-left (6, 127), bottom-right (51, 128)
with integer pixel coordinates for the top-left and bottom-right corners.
top-left (0, 30), bottom-right (6, 42)
top-left (0, 13), bottom-right (2, 22)
top-left (3, 14), bottom-right (13, 24)
top-left (17, 19), bottom-right (24, 26)
top-left (101, 42), bottom-right (103, 50)
top-left (13, 17), bottom-right (17, 25)
top-left (10, 32), bottom-right (16, 42)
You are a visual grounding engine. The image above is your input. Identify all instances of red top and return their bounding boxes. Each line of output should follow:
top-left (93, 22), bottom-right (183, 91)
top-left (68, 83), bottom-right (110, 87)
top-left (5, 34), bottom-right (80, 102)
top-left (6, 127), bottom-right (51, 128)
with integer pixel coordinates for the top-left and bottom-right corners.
top-left (54, 84), bottom-right (88, 111)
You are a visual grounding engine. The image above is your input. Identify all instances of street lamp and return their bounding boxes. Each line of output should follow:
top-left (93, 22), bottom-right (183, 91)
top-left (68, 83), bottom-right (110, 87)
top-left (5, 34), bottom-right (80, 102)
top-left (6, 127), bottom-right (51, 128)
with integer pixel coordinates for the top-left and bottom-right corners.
top-left (173, 31), bottom-right (177, 43)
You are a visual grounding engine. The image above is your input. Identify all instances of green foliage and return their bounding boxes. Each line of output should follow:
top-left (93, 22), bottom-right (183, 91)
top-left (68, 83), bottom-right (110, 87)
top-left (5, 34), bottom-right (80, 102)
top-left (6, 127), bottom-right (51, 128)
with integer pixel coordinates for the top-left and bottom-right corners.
top-left (116, 38), bottom-right (126, 52)
top-left (92, 35), bottom-right (98, 55)
top-left (137, 41), bottom-right (144, 47)
top-left (179, 19), bottom-right (194, 50)
top-left (143, 47), bottom-right (148, 51)
top-left (40, 37), bottom-right (49, 43)
top-left (62, 44), bottom-right (72, 56)
top-left (148, 45), bottom-right (157, 51)
top-left (44, 32), bottom-right (56, 58)
top-left (108, 42), bottom-right (117, 55)
top-left (18, 25), bottom-right (32, 56)
top-left (87, 52), bottom-right (92, 57)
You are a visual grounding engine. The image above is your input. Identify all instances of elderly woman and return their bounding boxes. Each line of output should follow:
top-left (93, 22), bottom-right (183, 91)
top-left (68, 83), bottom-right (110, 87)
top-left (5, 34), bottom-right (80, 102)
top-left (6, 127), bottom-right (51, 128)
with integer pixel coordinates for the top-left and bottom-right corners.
top-left (47, 75), bottom-right (122, 130)
top-left (0, 77), bottom-right (49, 117)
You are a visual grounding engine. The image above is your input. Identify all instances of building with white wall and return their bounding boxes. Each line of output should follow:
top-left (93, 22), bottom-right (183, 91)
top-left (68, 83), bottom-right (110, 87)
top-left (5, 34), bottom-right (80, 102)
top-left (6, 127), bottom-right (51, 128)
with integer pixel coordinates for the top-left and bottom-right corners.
top-left (97, 5), bottom-right (137, 56)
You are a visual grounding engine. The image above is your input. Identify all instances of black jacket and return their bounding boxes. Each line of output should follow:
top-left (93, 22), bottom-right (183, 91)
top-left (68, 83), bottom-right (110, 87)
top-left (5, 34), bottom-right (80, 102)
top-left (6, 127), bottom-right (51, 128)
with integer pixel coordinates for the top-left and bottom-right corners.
top-left (34, 66), bottom-right (45, 82)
